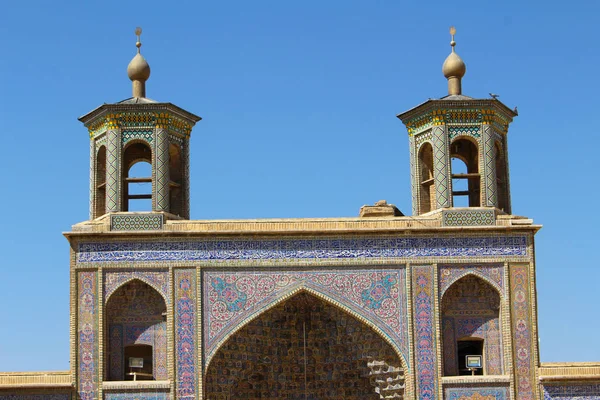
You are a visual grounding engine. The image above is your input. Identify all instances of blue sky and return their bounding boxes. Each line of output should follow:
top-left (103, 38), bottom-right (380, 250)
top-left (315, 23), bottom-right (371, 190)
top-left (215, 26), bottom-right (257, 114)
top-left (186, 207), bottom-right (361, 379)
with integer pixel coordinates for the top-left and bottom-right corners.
top-left (0, 0), bottom-right (598, 371)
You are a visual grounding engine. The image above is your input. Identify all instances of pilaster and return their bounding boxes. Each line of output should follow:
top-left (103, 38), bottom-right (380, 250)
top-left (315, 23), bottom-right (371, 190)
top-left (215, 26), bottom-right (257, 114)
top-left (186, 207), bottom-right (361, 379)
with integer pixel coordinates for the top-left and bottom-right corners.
top-left (155, 128), bottom-right (170, 212)
top-left (106, 128), bottom-right (122, 213)
top-left (432, 125), bottom-right (451, 208)
top-left (482, 124), bottom-right (498, 207)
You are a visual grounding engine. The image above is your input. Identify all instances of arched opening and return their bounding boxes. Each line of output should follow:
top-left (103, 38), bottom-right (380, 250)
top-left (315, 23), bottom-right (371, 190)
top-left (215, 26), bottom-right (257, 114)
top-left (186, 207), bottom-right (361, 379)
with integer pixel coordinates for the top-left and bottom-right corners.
top-left (495, 141), bottom-right (509, 212)
top-left (441, 275), bottom-right (502, 376)
top-left (418, 143), bottom-right (435, 214)
top-left (122, 142), bottom-right (152, 211)
top-left (205, 292), bottom-right (404, 399)
top-left (105, 280), bottom-right (167, 381)
top-left (95, 146), bottom-right (106, 218)
top-left (450, 138), bottom-right (480, 207)
top-left (169, 143), bottom-right (182, 216)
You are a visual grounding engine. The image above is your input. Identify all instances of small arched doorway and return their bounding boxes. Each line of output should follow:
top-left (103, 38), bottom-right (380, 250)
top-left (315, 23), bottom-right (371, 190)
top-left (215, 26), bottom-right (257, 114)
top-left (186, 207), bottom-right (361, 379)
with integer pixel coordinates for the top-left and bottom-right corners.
top-left (205, 292), bottom-right (404, 399)
top-left (441, 275), bottom-right (502, 376)
top-left (105, 279), bottom-right (167, 381)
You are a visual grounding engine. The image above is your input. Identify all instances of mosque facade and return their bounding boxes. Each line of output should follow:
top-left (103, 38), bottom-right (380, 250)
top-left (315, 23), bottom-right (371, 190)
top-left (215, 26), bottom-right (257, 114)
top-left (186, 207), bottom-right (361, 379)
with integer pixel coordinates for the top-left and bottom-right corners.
top-left (0, 28), bottom-right (599, 400)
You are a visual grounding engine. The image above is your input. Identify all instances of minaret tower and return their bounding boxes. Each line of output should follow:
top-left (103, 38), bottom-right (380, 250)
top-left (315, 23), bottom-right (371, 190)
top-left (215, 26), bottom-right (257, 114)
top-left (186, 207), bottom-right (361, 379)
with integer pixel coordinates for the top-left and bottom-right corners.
top-left (79, 28), bottom-right (201, 222)
top-left (398, 27), bottom-right (517, 216)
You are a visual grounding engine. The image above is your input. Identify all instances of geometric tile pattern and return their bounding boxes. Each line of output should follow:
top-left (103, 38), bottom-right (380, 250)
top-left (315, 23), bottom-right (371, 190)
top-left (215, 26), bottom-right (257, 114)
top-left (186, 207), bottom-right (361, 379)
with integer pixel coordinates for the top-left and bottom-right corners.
top-left (103, 269), bottom-right (169, 303)
top-left (121, 130), bottom-right (153, 145)
top-left (444, 387), bottom-right (509, 399)
top-left (175, 269), bottom-right (197, 399)
top-left (104, 393), bottom-right (170, 400)
top-left (78, 271), bottom-right (97, 400)
top-left (110, 214), bottom-right (163, 231)
top-left (483, 124), bottom-right (498, 207)
top-left (181, 143), bottom-right (190, 219)
top-left (155, 129), bottom-right (169, 212)
top-left (89, 140), bottom-right (95, 219)
top-left (511, 265), bottom-right (536, 400)
top-left (106, 129), bottom-right (121, 212)
top-left (76, 235), bottom-right (529, 264)
top-left (448, 125), bottom-right (481, 140)
top-left (412, 265), bottom-right (437, 399)
top-left (439, 264), bottom-right (504, 296)
top-left (442, 209), bottom-right (496, 226)
top-left (433, 125), bottom-right (451, 208)
top-left (543, 383), bottom-right (600, 399)
top-left (410, 138), bottom-right (419, 216)
top-left (202, 268), bottom-right (409, 369)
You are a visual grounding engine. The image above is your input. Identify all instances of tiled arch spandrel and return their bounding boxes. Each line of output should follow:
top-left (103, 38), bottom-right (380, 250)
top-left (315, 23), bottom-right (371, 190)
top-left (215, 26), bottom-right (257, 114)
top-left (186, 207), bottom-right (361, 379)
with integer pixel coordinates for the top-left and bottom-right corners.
top-left (202, 268), bottom-right (409, 369)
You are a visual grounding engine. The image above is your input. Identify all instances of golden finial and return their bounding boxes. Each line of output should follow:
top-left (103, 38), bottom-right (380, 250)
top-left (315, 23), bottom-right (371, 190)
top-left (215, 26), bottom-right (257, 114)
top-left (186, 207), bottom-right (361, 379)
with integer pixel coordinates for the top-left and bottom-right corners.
top-left (135, 27), bottom-right (142, 53)
top-left (127, 27), bottom-right (151, 98)
top-left (442, 26), bottom-right (466, 95)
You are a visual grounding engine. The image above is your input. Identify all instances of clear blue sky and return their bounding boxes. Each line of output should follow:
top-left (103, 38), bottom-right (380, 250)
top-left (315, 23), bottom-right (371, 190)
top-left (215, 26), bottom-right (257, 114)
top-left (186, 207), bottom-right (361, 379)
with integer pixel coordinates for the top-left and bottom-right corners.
top-left (0, 0), bottom-right (598, 371)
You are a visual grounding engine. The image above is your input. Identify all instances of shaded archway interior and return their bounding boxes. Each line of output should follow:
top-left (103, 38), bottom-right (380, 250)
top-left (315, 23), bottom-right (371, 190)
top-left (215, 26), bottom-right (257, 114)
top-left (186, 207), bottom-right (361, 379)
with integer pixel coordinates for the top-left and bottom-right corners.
top-left (441, 275), bottom-right (502, 376)
top-left (205, 292), bottom-right (404, 399)
top-left (105, 279), bottom-right (167, 381)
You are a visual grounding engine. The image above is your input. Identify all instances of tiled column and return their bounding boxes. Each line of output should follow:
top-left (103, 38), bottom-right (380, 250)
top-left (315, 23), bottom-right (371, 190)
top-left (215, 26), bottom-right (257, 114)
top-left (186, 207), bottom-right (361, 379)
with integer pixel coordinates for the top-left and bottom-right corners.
top-left (510, 264), bottom-right (538, 400)
top-left (77, 271), bottom-right (98, 400)
top-left (412, 265), bottom-right (439, 399)
top-left (89, 139), bottom-right (96, 219)
top-left (154, 128), bottom-right (170, 212)
top-left (175, 269), bottom-right (198, 399)
top-left (432, 125), bottom-right (451, 208)
top-left (409, 137), bottom-right (420, 216)
top-left (482, 124), bottom-right (498, 207)
top-left (105, 129), bottom-right (122, 212)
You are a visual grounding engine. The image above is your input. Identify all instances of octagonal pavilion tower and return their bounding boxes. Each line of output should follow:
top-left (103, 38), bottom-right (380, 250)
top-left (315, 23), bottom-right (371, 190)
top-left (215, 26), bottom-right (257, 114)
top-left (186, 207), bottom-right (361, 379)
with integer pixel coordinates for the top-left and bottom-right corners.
top-left (397, 27), bottom-right (517, 218)
top-left (79, 28), bottom-right (201, 225)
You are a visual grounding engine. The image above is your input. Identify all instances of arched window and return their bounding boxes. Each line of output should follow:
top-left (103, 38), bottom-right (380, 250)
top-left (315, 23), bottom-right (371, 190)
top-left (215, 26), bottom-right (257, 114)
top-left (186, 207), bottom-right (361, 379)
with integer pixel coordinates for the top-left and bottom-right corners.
top-left (495, 141), bottom-right (509, 212)
top-left (95, 146), bottom-right (106, 218)
top-left (450, 138), bottom-right (480, 207)
top-left (105, 280), bottom-right (167, 381)
top-left (441, 275), bottom-right (502, 376)
top-left (122, 142), bottom-right (152, 211)
top-left (169, 143), bottom-right (182, 216)
top-left (418, 143), bottom-right (435, 214)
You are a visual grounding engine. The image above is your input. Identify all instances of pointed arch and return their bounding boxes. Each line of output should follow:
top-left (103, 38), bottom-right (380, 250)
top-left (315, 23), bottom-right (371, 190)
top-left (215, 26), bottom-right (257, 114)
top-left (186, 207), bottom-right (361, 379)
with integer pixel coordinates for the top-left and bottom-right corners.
top-left (450, 136), bottom-right (480, 207)
top-left (105, 279), bottom-right (168, 381)
top-left (441, 275), bottom-right (503, 377)
top-left (104, 274), bottom-right (169, 306)
top-left (418, 141), bottom-right (435, 214)
top-left (94, 145), bottom-right (107, 218)
top-left (440, 271), bottom-right (503, 299)
top-left (122, 140), bottom-right (153, 211)
top-left (205, 284), bottom-right (409, 374)
top-left (205, 289), bottom-right (406, 399)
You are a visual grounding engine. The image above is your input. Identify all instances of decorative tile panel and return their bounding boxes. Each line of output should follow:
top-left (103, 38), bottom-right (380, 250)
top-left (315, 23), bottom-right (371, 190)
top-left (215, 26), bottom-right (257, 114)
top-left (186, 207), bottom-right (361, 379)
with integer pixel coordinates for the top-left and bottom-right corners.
top-left (175, 269), bottom-right (197, 399)
top-left (110, 214), bottom-right (163, 231)
top-left (444, 387), bottom-right (509, 399)
top-left (77, 235), bottom-right (528, 264)
top-left (412, 265), bottom-right (437, 399)
top-left (448, 125), bottom-right (481, 140)
top-left (483, 124), bottom-right (498, 207)
top-left (106, 129), bottom-right (121, 213)
top-left (433, 125), bottom-right (451, 208)
top-left (121, 130), bottom-right (153, 145)
top-left (78, 271), bottom-right (98, 400)
top-left (511, 265), bottom-right (536, 400)
top-left (442, 209), bottom-right (496, 226)
top-left (155, 129), bottom-right (170, 212)
top-left (202, 269), bottom-right (409, 368)
top-left (409, 137), bottom-right (419, 216)
top-left (543, 383), bottom-right (600, 399)
top-left (439, 264), bottom-right (504, 295)
top-left (104, 393), bottom-right (170, 400)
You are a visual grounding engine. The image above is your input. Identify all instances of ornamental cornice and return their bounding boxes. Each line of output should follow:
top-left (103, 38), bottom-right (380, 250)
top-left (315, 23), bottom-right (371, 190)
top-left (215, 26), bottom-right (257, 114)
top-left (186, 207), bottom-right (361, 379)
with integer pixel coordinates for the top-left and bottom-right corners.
top-left (398, 99), bottom-right (516, 133)
top-left (87, 111), bottom-right (193, 140)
